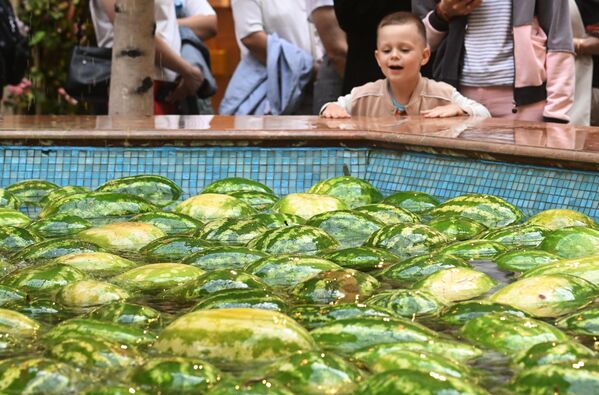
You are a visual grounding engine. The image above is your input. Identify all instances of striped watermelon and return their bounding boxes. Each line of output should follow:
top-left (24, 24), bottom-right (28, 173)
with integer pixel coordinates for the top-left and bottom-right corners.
top-left (56, 280), bottom-right (130, 308)
top-left (289, 304), bottom-right (394, 330)
top-left (78, 222), bottom-right (165, 252)
top-left (429, 194), bottom-right (523, 228)
top-left (433, 239), bottom-right (508, 261)
top-left (539, 227), bottom-right (599, 258)
top-left (112, 263), bottom-right (204, 293)
top-left (85, 302), bottom-right (162, 328)
top-left (555, 307), bottom-right (599, 336)
top-left (195, 217), bottom-right (269, 245)
top-left (494, 249), bottom-right (561, 272)
top-left (12, 238), bottom-right (103, 262)
top-left (0, 226), bottom-right (42, 252)
top-left (140, 235), bottom-right (214, 262)
top-left (0, 208), bottom-right (31, 227)
top-left (354, 203), bottom-right (420, 225)
top-left (306, 210), bottom-right (383, 247)
top-left (131, 357), bottom-right (221, 393)
top-left (27, 214), bottom-right (92, 238)
top-left (96, 175), bottom-right (183, 207)
top-left (6, 179), bottom-right (59, 206)
top-left (427, 215), bottom-right (486, 242)
top-left (191, 289), bottom-right (287, 312)
top-left (0, 357), bottom-right (77, 394)
top-left (366, 289), bottom-right (445, 317)
top-left (247, 225), bottom-right (339, 255)
top-left (511, 361), bottom-right (599, 394)
top-left (245, 255), bottom-right (342, 288)
top-left (182, 246), bottom-right (269, 271)
top-left (175, 193), bottom-right (256, 222)
top-left (1, 263), bottom-right (86, 295)
top-left (271, 193), bottom-right (347, 220)
top-left (39, 185), bottom-right (90, 207)
top-left (290, 269), bottom-right (380, 304)
top-left (202, 177), bottom-right (274, 194)
top-left (514, 341), bottom-right (596, 368)
top-left (365, 223), bottom-right (448, 260)
top-left (0, 308), bottom-right (40, 337)
top-left (479, 224), bottom-right (548, 247)
top-left (440, 301), bottom-right (528, 326)
top-left (526, 209), bottom-right (597, 230)
top-left (251, 213), bottom-right (306, 229)
top-left (0, 188), bottom-right (20, 209)
top-left (352, 339), bottom-right (482, 363)
top-left (154, 308), bottom-right (317, 370)
top-left (414, 267), bottom-right (497, 303)
top-left (308, 176), bottom-right (383, 208)
top-left (228, 190), bottom-right (279, 211)
top-left (131, 211), bottom-right (203, 235)
top-left (52, 252), bottom-right (138, 277)
top-left (521, 256), bottom-right (599, 284)
top-left (44, 318), bottom-right (156, 347)
top-left (323, 246), bottom-right (400, 271)
top-left (383, 191), bottom-right (440, 214)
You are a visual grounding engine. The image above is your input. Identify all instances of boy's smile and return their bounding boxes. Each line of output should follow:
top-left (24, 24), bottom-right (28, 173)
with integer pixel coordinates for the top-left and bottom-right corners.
top-left (375, 24), bottom-right (430, 83)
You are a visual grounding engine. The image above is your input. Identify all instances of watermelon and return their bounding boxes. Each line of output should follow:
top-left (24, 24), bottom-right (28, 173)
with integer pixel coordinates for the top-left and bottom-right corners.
top-left (323, 246), bottom-right (400, 271)
top-left (440, 301), bottom-right (528, 326)
top-left (77, 222), bottom-right (166, 252)
top-left (195, 217), bottom-right (268, 245)
top-left (250, 213), bottom-right (305, 229)
top-left (539, 226), bottom-right (599, 258)
top-left (0, 188), bottom-right (20, 209)
top-left (366, 289), bottom-right (445, 317)
top-left (526, 209), bottom-right (597, 230)
top-left (131, 211), bottom-right (202, 235)
top-left (47, 335), bottom-right (142, 370)
top-left (514, 341), bottom-right (596, 368)
top-left (191, 289), bottom-right (287, 312)
top-left (352, 339), bottom-right (483, 363)
top-left (131, 357), bottom-right (221, 394)
top-left (414, 267), bottom-right (497, 303)
top-left (0, 308), bottom-right (40, 337)
top-left (52, 252), bottom-right (138, 277)
top-left (494, 249), bottom-right (561, 272)
top-left (354, 348), bottom-right (471, 378)
top-left (461, 313), bottom-right (568, 354)
top-left (511, 362), bottom-right (599, 395)
top-left (364, 223), bottom-right (448, 260)
top-left (0, 357), bottom-right (77, 394)
top-left (0, 226), bottom-right (42, 252)
top-left (289, 303), bottom-right (394, 330)
top-left (555, 307), bottom-right (599, 336)
top-left (11, 238), bottom-right (103, 262)
top-left (164, 269), bottom-right (269, 301)
top-left (81, 385), bottom-right (149, 395)
top-left (182, 246), bottom-right (269, 271)
top-left (9, 298), bottom-right (67, 324)
top-left (112, 263), bottom-right (204, 293)
top-left (202, 177), bottom-right (274, 194)
top-left (310, 317), bottom-right (437, 354)
top-left (429, 194), bottom-right (523, 228)
top-left (0, 208), bottom-right (31, 227)
top-left (57, 280), bottom-right (130, 308)
top-left (383, 191), bottom-right (440, 214)
top-left (247, 225), bottom-right (339, 255)
top-left (96, 175), bottom-right (183, 207)
top-left (0, 285), bottom-right (26, 306)
top-left (290, 269), bottom-right (380, 304)
top-left (208, 380), bottom-right (293, 395)
top-left (6, 179), bottom-right (59, 206)
top-left (355, 369), bottom-right (488, 395)
top-left (521, 256), bottom-right (599, 284)
top-left (1, 263), bottom-right (86, 295)
top-left (154, 308), bottom-right (317, 370)
top-left (264, 351), bottom-right (363, 395)
top-left (377, 253), bottom-right (470, 287)
top-left (39, 192), bottom-right (158, 221)
top-left (308, 176), bottom-right (383, 208)
top-left (27, 214), bottom-right (92, 238)
top-left (175, 193), bottom-right (256, 222)
top-left (271, 193), bottom-right (347, 220)
top-left (44, 318), bottom-right (156, 347)
top-left (39, 185), bottom-right (90, 207)
top-left (479, 224), bottom-right (548, 247)
top-left (355, 204), bottom-right (420, 226)
top-left (245, 255), bottom-right (341, 288)
top-left (228, 190), bottom-right (279, 211)
top-left (86, 302), bottom-right (161, 328)
top-left (140, 236), bottom-right (214, 263)
top-left (489, 274), bottom-right (597, 318)
top-left (306, 210), bottom-right (383, 247)
top-left (433, 240), bottom-right (508, 261)
top-left (427, 215), bottom-right (487, 242)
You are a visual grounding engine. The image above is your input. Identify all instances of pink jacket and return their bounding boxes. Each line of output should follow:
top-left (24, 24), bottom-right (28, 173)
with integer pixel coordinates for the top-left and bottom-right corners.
top-left (419, 0), bottom-right (574, 123)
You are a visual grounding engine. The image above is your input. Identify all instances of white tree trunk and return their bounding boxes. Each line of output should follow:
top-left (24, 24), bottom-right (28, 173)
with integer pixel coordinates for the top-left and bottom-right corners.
top-left (109, 0), bottom-right (155, 115)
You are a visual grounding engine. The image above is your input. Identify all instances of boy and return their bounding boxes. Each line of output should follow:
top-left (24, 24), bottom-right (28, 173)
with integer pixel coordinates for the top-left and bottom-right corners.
top-left (320, 12), bottom-right (490, 118)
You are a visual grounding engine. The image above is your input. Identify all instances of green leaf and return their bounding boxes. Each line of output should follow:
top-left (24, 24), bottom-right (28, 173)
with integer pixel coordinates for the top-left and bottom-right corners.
top-left (30, 31), bottom-right (46, 46)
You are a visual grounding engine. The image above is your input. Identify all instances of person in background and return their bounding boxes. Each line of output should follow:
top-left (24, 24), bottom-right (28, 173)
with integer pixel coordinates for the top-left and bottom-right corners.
top-left (306, 0), bottom-right (347, 114)
top-left (333, 0), bottom-right (411, 94)
top-left (175, 0), bottom-right (218, 114)
top-left (320, 12), bottom-right (490, 119)
top-left (223, 0), bottom-right (322, 114)
top-left (413, 0), bottom-right (574, 123)
top-left (572, 0), bottom-right (599, 126)
top-left (89, 0), bottom-right (204, 114)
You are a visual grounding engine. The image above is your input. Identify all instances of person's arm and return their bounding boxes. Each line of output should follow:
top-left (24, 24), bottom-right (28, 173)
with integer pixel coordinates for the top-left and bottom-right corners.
top-left (577, 36), bottom-right (599, 55)
top-left (311, 6), bottom-right (347, 78)
top-left (155, 35), bottom-right (204, 101)
top-left (178, 14), bottom-right (217, 40)
top-left (320, 93), bottom-right (352, 118)
top-left (416, 0), bottom-right (481, 50)
top-left (240, 31), bottom-right (267, 64)
top-left (450, 89), bottom-right (491, 117)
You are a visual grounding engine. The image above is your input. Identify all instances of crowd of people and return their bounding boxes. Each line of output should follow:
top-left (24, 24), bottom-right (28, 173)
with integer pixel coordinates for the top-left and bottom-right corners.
top-left (2, 0), bottom-right (598, 125)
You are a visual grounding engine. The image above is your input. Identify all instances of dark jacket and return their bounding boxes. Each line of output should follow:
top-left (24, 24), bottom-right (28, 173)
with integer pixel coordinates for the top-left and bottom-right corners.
top-left (334, 0), bottom-right (411, 94)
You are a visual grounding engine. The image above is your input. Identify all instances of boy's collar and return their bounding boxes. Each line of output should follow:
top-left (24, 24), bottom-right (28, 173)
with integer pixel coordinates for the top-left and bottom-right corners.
top-left (387, 74), bottom-right (424, 109)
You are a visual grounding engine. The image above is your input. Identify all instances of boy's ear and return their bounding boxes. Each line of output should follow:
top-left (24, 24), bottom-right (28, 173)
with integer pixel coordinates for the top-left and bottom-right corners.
top-left (374, 50), bottom-right (382, 68)
top-left (421, 46), bottom-right (431, 66)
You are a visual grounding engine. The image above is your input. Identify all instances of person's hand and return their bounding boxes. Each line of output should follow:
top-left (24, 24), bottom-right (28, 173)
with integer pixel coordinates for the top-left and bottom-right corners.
top-left (421, 104), bottom-right (465, 118)
top-left (437, 0), bottom-right (482, 21)
top-left (58, 87), bottom-right (78, 106)
top-left (168, 65), bottom-right (204, 103)
top-left (320, 103), bottom-right (351, 119)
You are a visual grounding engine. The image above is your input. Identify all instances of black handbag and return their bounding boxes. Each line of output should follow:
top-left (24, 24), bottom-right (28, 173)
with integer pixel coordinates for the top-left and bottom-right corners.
top-left (65, 46), bottom-right (112, 102)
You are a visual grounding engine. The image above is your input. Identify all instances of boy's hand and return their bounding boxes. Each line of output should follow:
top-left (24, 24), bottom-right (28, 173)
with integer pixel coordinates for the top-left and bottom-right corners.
top-left (321, 103), bottom-right (351, 119)
top-left (421, 104), bottom-right (465, 118)
top-left (169, 65), bottom-right (205, 103)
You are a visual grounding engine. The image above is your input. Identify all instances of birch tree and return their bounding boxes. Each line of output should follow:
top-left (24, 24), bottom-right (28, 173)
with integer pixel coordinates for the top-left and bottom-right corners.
top-left (109, 0), bottom-right (155, 115)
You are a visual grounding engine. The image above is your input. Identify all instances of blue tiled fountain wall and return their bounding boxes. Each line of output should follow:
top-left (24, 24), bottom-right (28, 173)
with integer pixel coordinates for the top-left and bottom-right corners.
top-left (1, 146), bottom-right (597, 220)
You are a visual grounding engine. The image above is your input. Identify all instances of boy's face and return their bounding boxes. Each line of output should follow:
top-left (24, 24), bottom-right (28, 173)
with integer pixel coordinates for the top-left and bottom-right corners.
top-left (375, 23), bottom-right (431, 85)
